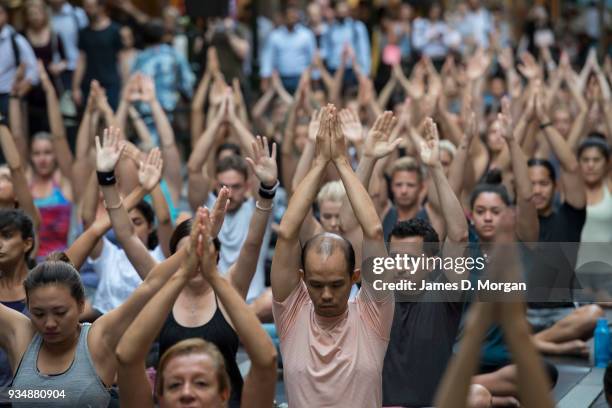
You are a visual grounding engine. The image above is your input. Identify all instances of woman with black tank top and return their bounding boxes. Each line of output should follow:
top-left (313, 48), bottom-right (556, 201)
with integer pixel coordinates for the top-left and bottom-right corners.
top-left (158, 136), bottom-right (277, 407)
top-left (116, 207), bottom-right (277, 408)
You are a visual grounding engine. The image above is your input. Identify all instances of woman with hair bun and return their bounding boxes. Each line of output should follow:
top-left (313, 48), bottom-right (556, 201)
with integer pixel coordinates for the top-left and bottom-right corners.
top-left (115, 208), bottom-right (277, 408)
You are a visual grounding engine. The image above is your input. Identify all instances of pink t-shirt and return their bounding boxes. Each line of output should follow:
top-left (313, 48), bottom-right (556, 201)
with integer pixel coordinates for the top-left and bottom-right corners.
top-left (273, 281), bottom-right (394, 408)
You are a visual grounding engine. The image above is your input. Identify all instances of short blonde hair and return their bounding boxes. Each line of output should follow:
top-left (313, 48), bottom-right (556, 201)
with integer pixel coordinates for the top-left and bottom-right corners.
top-left (316, 180), bottom-right (345, 207)
top-left (439, 140), bottom-right (457, 159)
top-left (389, 156), bottom-right (426, 183)
top-left (156, 338), bottom-right (230, 397)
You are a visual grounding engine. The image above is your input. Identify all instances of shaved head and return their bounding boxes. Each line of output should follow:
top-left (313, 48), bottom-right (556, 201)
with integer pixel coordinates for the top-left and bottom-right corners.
top-left (301, 232), bottom-right (355, 276)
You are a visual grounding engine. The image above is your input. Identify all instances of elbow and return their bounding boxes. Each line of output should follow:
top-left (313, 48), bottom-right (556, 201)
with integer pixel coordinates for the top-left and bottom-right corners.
top-left (115, 343), bottom-right (134, 366)
top-left (564, 161), bottom-right (579, 174)
top-left (449, 227), bottom-right (469, 243)
top-left (363, 223), bottom-right (384, 241)
top-left (254, 341), bottom-right (278, 371)
top-left (277, 222), bottom-right (297, 242)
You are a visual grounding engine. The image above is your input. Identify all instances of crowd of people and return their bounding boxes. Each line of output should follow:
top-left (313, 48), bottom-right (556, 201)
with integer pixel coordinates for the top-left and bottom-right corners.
top-left (0, 0), bottom-right (611, 407)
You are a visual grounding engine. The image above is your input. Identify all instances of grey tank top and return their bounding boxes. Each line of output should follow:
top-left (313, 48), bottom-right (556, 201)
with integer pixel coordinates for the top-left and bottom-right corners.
top-left (10, 323), bottom-right (110, 407)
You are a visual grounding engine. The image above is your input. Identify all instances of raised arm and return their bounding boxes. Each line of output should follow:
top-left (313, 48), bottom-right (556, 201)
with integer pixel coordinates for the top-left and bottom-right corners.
top-left (115, 219), bottom-right (200, 408)
top-left (419, 118), bottom-right (468, 244)
top-left (0, 303), bottom-right (34, 379)
top-left (226, 93), bottom-right (256, 159)
top-left (91, 239), bottom-right (190, 388)
top-left (291, 110), bottom-right (319, 192)
top-left (199, 209), bottom-right (277, 408)
top-left (227, 137), bottom-right (277, 299)
top-left (0, 125), bottom-right (40, 228)
top-left (65, 184), bottom-right (151, 271)
top-left (499, 98), bottom-right (538, 242)
top-left (8, 87), bottom-right (27, 163)
top-left (38, 61), bottom-right (74, 187)
top-left (535, 92), bottom-right (585, 209)
top-left (95, 128), bottom-right (162, 278)
top-left (187, 95), bottom-right (228, 211)
top-left (139, 75), bottom-right (182, 204)
top-left (272, 107), bottom-right (333, 302)
top-left (330, 106), bottom-right (388, 277)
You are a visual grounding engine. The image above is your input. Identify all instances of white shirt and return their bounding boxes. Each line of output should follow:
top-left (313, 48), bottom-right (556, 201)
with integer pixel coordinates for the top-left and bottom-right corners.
top-left (50, 3), bottom-right (88, 70)
top-left (89, 237), bottom-right (165, 314)
top-left (0, 25), bottom-right (39, 93)
top-left (205, 194), bottom-right (272, 303)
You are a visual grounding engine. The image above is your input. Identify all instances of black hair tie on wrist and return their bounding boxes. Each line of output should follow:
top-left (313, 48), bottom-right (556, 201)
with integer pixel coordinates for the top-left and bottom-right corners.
top-left (97, 170), bottom-right (116, 186)
top-left (259, 188), bottom-right (276, 200)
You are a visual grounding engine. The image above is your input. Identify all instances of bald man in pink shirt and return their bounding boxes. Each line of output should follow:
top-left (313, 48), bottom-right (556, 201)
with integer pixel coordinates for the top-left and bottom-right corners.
top-left (271, 106), bottom-right (395, 408)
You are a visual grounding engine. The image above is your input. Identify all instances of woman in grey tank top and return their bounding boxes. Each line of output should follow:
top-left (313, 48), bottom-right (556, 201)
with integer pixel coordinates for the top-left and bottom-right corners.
top-left (0, 134), bottom-right (195, 407)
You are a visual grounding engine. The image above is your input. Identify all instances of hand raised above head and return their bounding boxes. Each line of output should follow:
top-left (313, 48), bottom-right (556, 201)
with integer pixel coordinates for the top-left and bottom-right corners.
top-left (329, 105), bottom-right (348, 163)
top-left (418, 117), bottom-right (440, 167)
top-left (138, 147), bottom-right (163, 191)
top-left (197, 207), bottom-right (220, 281)
top-left (246, 135), bottom-right (278, 187)
top-left (314, 105), bottom-right (333, 163)
top-left (95, 127), bottom-right (124, 172)
top-left (363, 111), bottom-right (399, 159)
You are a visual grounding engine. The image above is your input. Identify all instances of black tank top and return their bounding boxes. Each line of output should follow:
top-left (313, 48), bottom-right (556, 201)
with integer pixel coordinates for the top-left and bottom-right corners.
top-left (158, 296), bottom-right (243, 408)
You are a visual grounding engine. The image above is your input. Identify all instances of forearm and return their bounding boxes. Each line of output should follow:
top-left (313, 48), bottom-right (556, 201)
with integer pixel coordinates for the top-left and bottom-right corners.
top-left (377, 77), bottom-right (397, 109)
top-left (356, 155), bottom-right (376, 189)
top-left (252, 88), bottom-right (275, 120)
top-left (46, 86), bottom-right (74, 180)
top-left (230, 119), bottom-right (255, 159)
top-left (187, 122), bottom-right (220, 174)
top-left (503, 319), bottom-right (554, 408)
top-left (291, 142), bottom-right (315, 192)
top-left (151, 185), bottom-right (172, 256)
top-left (430, 164), bottom-right (467, 242)
top-left (128, 107), bottom-right (154, 147)
top-left (72, 54), bottom-right (86, 91)
top-left (101, 184), bottom-right (144, 241)
top-left (151, 102), bottom-right (182, 203)
top-left (448, 138), bottom-right (469, 197)
top-left (191, 75), bottom-right (211, 145)
top-left (80, 171), bottom-right (99, 228)
top-left (543, 127), bottom-right (578, 172)
top-left (75, 110), bottom-right (93, 160)
top-left (116, 270), bottom-right (188, 364)
top-left (11, 169), bottom-right (41, 229)
top-left (210, 274), bottom-right (276, 367)
top-left (231, 196), bottom-right (272, 298)
top-left (66, 186), bottom-right (145, 269)
top-left (187, 172), bottom-right (211, 212)
top-left (279, 160), bottom-right (327, 240)
top-left (335, 158), bottom-right (382, 240)
top-left (113, 98), bottom-right (129, 130)
top-left (508, 139), bottom-right (532, 200)
top-left (434, 305), bottom-right (491, 408)
top-left (8, 97), bottom-right (27, 163)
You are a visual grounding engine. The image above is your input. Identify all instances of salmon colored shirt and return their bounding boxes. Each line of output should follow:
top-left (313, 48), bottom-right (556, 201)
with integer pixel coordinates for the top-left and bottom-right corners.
top-left (273, 280), bottom-right (395, 408)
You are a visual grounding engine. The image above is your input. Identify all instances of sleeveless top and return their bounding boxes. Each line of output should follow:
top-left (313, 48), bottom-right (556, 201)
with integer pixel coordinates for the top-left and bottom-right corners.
top-left (33, 183), bottom-right (72, 259)
top-left (0, 300), bottom-right (28, 390)
top-left (577, 184), bottom-right (612, 271)
top-left (158, 296), bottom-right (243, 408)
top-left (580, 184), bottom-right (612, 243)
top-left (10, 323), bottom-right (110, 407)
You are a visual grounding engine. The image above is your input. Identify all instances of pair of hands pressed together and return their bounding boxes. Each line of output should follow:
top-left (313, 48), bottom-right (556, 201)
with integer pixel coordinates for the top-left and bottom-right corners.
top-left (309, 106), bottom-right (401, 160)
